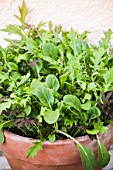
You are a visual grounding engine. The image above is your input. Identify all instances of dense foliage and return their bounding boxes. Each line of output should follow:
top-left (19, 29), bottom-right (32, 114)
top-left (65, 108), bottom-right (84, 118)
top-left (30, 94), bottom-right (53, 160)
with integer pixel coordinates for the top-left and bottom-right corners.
top-left (0, 1), bottom-right (113, 170)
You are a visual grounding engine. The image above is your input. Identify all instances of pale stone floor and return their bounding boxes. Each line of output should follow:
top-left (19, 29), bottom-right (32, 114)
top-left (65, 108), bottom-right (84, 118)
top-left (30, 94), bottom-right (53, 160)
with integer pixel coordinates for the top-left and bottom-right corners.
top-left (0, 146), bottom-right (113, 170)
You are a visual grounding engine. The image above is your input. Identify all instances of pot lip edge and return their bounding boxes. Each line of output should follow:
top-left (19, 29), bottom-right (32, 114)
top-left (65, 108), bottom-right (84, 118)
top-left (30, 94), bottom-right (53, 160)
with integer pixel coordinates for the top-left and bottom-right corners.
top-left (3, 124), bottom-right (113, 145)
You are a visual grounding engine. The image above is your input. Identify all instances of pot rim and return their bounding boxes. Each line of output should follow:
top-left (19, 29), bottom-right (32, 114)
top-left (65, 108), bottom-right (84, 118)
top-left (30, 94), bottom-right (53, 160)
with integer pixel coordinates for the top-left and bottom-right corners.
top-left (3, 124), bottom-right (113, 145)
top-left (3, 129), bottom-right (91, 145)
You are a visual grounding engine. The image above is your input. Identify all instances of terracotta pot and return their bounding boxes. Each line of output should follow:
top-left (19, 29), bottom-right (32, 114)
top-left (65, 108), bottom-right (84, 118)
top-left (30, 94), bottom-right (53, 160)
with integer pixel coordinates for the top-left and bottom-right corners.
top-left (1, 124), bottom-right (113, 170)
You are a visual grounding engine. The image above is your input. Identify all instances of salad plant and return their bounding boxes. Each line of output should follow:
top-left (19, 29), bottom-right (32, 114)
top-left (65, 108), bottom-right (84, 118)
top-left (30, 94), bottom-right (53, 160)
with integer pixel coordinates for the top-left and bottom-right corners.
top-left (0, 1), bottom-right (113, 170)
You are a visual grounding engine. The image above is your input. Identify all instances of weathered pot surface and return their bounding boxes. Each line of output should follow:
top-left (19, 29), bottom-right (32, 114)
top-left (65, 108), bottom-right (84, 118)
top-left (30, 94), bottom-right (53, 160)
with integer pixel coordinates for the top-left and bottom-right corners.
top-left (1, 124), bottom-right (113, 170)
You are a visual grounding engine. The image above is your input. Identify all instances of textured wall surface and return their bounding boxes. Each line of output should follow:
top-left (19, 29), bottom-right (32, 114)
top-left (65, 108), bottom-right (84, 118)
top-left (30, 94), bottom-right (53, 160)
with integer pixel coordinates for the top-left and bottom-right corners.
top-left (0, 0), bottom-right (113, 45)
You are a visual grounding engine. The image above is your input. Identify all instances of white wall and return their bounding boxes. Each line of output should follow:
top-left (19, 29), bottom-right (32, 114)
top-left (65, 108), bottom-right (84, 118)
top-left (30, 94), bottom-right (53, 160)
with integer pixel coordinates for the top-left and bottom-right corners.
top-left (0, 0), bottom-right (113, 46)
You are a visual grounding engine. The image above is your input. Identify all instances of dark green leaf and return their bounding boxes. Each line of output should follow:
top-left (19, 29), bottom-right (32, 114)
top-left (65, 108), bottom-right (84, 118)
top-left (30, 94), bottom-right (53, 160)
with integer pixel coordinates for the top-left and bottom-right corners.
top-left (88, 106), bottom-right (101, 120)
top-left (97, 138), bottom-right (110, 168)
top-left (77, 143), bottom-right (96, 170)
top-left (0, 130), bottom-right (4, 144)
top-left (27, 141), bottom-right (42, 158)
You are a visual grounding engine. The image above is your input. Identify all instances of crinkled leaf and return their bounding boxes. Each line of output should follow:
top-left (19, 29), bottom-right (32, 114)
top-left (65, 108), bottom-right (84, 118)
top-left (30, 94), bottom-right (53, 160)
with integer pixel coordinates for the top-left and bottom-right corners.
top-left (27, 141), bottom-right (42, 158)
top-left (0, 101), bottom-right (11, 115)
top-left (46, 74), bottom-right (59, 91)
top-left (97, 138), bottom-right (110, 168)
top-left (77, 143), bottom-right (96, 170)
top-left (15, 0), bottom-right (28, 25)
top-left (93, 47), bottom-right (106, 69)
top-left (34, 86), bottom-right (54, 108)
top-left (99, 29), bottom-right (112, 48)
top-left (17, 54), bottom-right (30, 62)
top-left (44, 109), bottom-right (59, 124)
top-left (1, 24), bottom-right (24, 37)
top-left (63, 95), bottom-right (81, 111)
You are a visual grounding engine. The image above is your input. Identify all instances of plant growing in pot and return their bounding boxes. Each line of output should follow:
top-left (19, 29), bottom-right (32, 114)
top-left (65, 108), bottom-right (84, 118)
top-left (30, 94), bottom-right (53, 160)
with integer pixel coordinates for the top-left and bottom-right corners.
top-left (0, 1), bottom-right (113, 170)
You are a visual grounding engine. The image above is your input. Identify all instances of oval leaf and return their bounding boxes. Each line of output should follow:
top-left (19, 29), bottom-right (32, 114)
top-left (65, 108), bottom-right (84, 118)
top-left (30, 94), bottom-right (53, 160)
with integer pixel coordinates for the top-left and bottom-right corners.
top-left (77, 143), bottom-right (96, 170)
top-left (97, 139), bottom-right (110, 168)
top-left (63, 95), bottom-right (81, 111)
top-left (46, 74), bottom-right (59, 91)
top-left (44, 109), bottom-right (59, 124)
top-left (88, 106), bottom-right (101, 120)
top-left (34, 86), bottom-right (54, 108)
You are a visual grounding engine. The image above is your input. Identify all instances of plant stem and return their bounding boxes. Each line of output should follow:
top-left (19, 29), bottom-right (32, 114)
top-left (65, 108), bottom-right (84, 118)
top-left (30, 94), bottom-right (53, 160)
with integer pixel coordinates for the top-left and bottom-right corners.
top-left (57, 130), bottom-right (79, 145)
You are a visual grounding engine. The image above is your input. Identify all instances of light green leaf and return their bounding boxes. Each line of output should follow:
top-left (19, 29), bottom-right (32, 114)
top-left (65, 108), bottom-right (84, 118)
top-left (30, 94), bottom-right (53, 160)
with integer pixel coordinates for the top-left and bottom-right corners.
top-left (93, 47), bottom-right (106, 69)
top-left (27, 141), bottom-right (42, 158)
top-left (0, 121), bottom-right (12, 130)
top-left (48, 134), bottom-right (56, 143)
top-left (0, 130), bottom-right (4, 144)
top-left (87, 82), bottom-right (96, 91)
top-left (0, 101), bottom-right (11, 115)
top-left (63, 95), bottom-right (81, 112)
top-left (59, 72), bottom-right (70, 88)
top-left (10, 72), bottom-right (21, 81)
top-left (1, 24), bottom-right (24, 37)
top-left (99, 29), bottom-right (112, 48)
top-left (44, 109), bottom-right (59, 124)
top-left (40, 55), bottom-right (58, 65)
top-left (97, 138), bottom-right (110, 168)
top-left (82, 93), bottom-right (91, 103)
top-left (81, 101), bottom-right (91, 110)
top-left (14, 0), bottom-right (28, 25)
top-left (7, 62), bottom-right (18, 71)
top-left (34, 86), bottom-right (54, 108)
top-left (25, 106), bottom-right (31, 116)
top-left (77, 143), bottom-right (96, 170)
top-left (17, 72), bottom-right (30, 87)
top-left (0, 73), bottom-right (8, 82)
top-left (46, 74), bottom-right (59, 91)
top-left (42, 43), bottom-right (58, 60)
top-left (17, 53), bottom-right (30, 62)
top-left (86, 129), bottom-right (99, 135)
